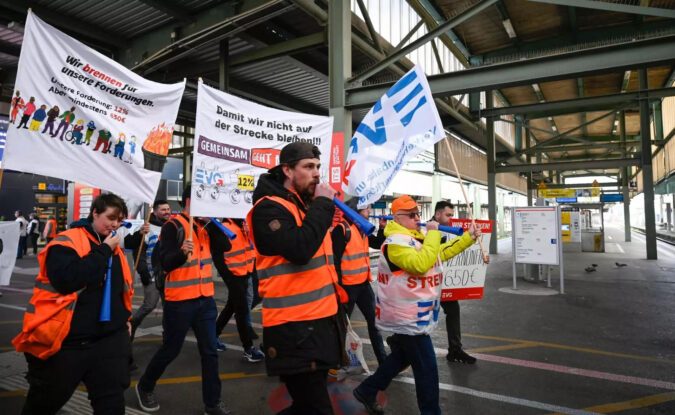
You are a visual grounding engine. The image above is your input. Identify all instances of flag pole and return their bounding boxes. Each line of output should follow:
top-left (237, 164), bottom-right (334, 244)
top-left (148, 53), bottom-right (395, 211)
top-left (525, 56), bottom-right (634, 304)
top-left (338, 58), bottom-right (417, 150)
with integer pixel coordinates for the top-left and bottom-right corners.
top-left (133, 209), bottom-right (153, 273)
top-left (442, 137), bottom-right (489, 263)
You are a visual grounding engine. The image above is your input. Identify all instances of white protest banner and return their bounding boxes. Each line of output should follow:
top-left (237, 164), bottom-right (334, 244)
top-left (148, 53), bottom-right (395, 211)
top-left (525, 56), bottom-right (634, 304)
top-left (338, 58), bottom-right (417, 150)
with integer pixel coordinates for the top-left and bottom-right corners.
top-left (190, 82), bottom-right (334, 218)
top-left (342, 65), bottom-right (444, 208)
top-left (441, 219), bottom-right (493, 301)
top-left (3, 11), bottom-right (185, 203)
top-left (0, 222), bottom-right (20, 286)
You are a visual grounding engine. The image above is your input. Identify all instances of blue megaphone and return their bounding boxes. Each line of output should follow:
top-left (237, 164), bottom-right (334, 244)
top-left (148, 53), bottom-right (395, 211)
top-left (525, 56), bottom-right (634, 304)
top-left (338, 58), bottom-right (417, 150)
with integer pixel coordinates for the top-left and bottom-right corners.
top-left (99, 222), bottom-right (133, 322)
top-left (334, 198), bottom-right (375, 236)
top-left (209, 218), bottom-right (237, 240)
top-left (370, 215), bottom-right (464, 236)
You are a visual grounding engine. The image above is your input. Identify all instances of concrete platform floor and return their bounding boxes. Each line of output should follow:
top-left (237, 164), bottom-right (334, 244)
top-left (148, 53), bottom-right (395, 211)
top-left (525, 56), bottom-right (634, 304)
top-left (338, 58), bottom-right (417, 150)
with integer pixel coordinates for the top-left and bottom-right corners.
top-left (0, 224), bottom-right (674, 414)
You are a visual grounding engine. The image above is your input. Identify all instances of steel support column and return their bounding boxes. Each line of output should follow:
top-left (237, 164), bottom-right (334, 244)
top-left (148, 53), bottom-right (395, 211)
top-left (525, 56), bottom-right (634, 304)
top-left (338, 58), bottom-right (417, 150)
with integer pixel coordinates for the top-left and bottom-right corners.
top-left (329, 0), bottom-right (352, 159)
top-left (486, 91), bottom-right (498, 254)
top-left (621, 111), bottom-right (631, 242)
top-left (219, 39), bottom-right (229, 92)
top-left (526, 122), bottom-right (533, 205)
top-left (639, 70), bottom-right (657, 259)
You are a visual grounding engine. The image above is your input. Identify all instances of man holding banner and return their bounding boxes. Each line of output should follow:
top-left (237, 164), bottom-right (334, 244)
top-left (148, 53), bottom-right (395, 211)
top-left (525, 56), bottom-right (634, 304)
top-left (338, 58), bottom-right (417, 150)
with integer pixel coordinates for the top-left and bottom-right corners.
top-left (353, 195), bottom-right (480, 415)
top-left (247, 142), bottom-right (346, 415)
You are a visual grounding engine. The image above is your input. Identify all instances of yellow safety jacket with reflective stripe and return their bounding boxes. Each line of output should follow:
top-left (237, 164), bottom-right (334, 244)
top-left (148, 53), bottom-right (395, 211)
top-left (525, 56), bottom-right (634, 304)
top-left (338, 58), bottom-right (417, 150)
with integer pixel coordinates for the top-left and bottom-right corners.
top-left (164, 215), bottom-right (214, 301)
top-left (337, 221), bottom-right (371, 285)
top-left (247, 196), bottom-right (340, 327)
top-left (12, 228), bottom-right (133, 359)
top-left (222, 218), bottom-right (255, 276)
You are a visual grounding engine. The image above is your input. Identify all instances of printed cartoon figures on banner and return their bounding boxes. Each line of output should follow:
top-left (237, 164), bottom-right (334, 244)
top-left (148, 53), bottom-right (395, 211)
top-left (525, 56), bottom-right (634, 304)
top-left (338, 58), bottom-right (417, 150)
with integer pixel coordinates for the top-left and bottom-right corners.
top-left (142, 123), bottom-right (173, 172)
top-left (125, 136), bottom-right (136, 164)
top-left (84, 121), bottom-right (96, 146)
top-left (93, 128), bottom-right (112, 153)
top-left (114, 133), bottom-right (126, 160)
top-left (70, 120), bottom-right (85, 145)
top-left (10, 90), bottom-right (24, 123)
top-left (17, 97), bottom-right (36, 129)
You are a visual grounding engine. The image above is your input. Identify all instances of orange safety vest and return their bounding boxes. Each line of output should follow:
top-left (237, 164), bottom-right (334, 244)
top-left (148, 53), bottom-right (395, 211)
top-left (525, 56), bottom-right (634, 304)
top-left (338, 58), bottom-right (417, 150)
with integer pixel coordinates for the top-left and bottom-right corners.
top-left (12, 227), bottom-right (133, 359)
top-left (336, 221), bottom-right (371, 285)
top-left (221, 218), bottom-right (255, 276)
top-left (164, 215), bottom-right (214, 302)
top-left (247, 195), bottom-right (342, 327)
top-left (43, 219), bottom-right (57, 239)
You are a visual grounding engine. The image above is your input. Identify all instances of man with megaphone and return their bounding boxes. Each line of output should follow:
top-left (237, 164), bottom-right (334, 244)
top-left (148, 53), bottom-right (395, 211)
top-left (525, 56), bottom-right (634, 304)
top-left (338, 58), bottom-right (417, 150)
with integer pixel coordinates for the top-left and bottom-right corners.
top-left (353, 195), bottom-right (480, 415)
top-left (247, 142), bottom-right (348, 415)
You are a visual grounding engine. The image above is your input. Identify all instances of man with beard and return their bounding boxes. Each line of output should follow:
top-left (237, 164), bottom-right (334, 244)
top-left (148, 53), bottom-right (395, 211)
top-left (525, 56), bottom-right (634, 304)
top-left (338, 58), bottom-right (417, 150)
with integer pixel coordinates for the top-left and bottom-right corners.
top-left (247, 142), bottom-right (346, 415)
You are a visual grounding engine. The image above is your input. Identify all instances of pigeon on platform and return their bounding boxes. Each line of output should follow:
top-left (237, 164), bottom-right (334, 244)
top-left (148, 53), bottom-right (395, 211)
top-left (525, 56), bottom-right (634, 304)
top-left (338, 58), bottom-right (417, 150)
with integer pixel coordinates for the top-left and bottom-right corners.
top-left (615, 262), bottom-right (627, 267)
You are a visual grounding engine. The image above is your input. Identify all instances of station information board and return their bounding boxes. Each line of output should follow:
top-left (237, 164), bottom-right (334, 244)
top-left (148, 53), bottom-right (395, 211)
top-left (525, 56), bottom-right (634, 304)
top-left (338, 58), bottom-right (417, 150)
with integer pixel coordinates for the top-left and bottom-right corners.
top-left (513, 207), bottom-right (560, 265)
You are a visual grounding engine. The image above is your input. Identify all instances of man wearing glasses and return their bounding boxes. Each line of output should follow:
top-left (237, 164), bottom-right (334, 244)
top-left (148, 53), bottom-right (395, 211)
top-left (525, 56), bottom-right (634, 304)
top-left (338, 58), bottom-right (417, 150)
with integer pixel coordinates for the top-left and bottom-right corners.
top-left (353, 195), bottom-right (480, 415)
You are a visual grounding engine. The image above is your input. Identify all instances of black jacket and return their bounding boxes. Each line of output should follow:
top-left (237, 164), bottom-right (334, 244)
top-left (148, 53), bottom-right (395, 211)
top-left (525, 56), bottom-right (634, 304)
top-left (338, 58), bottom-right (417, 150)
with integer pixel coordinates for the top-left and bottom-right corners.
top-left (46, 219), bottom-right (128, 346)
top-left (330, 217), bottom-right (385, 285)
top-left (250, 172), bottom-right (343, 375)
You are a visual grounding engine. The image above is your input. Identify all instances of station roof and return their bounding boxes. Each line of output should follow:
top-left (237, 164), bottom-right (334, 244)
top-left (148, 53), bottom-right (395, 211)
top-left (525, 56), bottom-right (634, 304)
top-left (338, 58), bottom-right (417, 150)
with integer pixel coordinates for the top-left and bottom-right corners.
top-left (0, 0), bottom-right (674, 183)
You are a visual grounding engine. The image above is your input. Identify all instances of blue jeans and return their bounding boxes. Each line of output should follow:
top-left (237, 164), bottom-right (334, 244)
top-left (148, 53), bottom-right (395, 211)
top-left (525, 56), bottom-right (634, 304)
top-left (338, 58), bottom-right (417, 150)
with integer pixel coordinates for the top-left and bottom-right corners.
top-left (356, 333), bottom-right (440, 415)
top-left (138, 296), bottom-right (220, 407)
top-left (343, 281), bottom-right (387, 365)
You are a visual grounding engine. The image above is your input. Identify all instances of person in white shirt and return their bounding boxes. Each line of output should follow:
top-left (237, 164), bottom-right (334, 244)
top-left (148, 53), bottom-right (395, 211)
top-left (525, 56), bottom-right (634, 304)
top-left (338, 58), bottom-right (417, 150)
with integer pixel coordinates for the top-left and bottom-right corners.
top-left (28, 213), bottom-right (41, 255)
top-left (15, 211), bottom-right (29, 258)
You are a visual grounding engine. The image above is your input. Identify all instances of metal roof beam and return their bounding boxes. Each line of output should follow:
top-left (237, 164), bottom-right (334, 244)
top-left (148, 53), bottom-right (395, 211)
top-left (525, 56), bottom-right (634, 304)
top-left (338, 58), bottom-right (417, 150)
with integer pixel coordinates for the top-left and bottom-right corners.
top-left (473, 19), bottom-right (675, 65)
top-left (136, 0), bottom-right (194, 25)
top-left (0, 38), bottom-right (20, 57)
top-left (346, 35), bottom-right (675, 108)
top-left (496, 158), bottom-right (640, 173)
top-left (409, 0), bottom-right (471, 63)
top-left (349, 0), bottom-right (498, 85)
top-left (355, 0), bottom-right (382, 53)
top-left (481, 87), bottom-right (675, 118)
top-left (527, 0), bottom-right (675, 19)
top-left (0, 0), bottom-right (125, 50)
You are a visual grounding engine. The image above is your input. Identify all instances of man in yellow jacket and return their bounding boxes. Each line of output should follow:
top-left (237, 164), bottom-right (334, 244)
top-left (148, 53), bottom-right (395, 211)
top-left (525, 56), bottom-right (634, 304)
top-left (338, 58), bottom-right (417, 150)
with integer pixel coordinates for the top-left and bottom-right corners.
top-left (353, 195), bottom-right (480, 415)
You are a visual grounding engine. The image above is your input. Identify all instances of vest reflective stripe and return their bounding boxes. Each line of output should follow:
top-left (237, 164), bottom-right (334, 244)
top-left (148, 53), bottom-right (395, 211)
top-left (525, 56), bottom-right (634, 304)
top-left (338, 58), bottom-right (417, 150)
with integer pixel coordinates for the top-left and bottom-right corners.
top-left (263, 282), bottom-right (335, 309)
top-left (13, 227), bottom-right (133, 359)
top-left (375, 233), bottom-right (443, 336)
top-left (247, 195), bottom-right (338, 327)
top-left (165, 277), bottom-right (213, 288)
top-left (221, 219), bottom-right (255, 276)
top-left (339, 222), bottom-right (371, 285)
top-left (342, 266), bottom-right (370, 276)
top-left (35, 280), bottom-right (58, 294)
top-left (257, 255), bottom-right (334, 280)
top-left (164, 215), bottom-right (214, 301)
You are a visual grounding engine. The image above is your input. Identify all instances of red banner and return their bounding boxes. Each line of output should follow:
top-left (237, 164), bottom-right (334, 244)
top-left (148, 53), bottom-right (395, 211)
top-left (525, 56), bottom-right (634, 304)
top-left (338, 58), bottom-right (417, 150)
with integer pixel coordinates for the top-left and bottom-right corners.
top-left (73, 183), bottom-right (101, 220)
top-left (330, 133), bottom-right (345, 227)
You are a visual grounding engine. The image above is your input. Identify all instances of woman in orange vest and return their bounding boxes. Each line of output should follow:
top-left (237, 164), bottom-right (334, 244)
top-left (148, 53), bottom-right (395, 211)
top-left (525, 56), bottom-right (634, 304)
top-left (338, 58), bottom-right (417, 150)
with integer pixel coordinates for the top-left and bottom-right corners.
top-left (331, 198), bottom-right (388, 366)
top-left (13, 193), bottom-right (134, 415)
top-left (248, 142), bottom-right (347, 415)
top-left (213, 217), bottom-right (264, 362)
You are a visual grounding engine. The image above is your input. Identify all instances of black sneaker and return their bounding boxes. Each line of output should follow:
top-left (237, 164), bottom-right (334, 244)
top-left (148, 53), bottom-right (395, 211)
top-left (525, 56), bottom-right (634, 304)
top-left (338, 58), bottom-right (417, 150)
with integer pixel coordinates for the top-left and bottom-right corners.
top-left (447, 349), bottom-right (477, 364)
top-left (135, 383), bottom-right (159, 412)
top-left (353, 387), bottom-right (384, 414)
top-left (204, 400), bottom-right (232, 415)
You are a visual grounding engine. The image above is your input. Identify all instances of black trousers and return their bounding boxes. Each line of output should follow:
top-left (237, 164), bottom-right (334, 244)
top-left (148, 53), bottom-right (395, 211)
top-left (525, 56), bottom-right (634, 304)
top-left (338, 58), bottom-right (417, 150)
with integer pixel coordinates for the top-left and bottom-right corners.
top-left (441, 300), bottom-right (462, 351)
top-left (278, 370), bottom-right (333, 415)
top-left (21, 328), bottom-right (130, 415)
top-left (215, 274), bottom-right (252, 348)
top-left (30, 233), bottom-right (39, 254)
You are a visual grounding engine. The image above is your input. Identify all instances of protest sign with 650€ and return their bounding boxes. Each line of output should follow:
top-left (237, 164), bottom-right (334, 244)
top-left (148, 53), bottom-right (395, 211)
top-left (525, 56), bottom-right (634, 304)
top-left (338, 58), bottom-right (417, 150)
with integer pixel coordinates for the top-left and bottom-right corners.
top-left (441, 219), bottom-right (492, 301)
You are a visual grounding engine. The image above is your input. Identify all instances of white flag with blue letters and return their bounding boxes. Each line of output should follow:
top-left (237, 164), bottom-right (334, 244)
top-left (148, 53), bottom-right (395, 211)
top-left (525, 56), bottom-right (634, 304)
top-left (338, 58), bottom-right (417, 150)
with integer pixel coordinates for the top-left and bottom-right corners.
top-left (342, 65), bottom-right (445, 208)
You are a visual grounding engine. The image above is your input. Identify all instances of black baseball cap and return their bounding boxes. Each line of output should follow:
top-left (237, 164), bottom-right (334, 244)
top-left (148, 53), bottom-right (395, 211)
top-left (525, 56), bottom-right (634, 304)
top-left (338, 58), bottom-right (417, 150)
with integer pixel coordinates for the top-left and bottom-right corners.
top-left (279, 142), bottom-right (321, 164)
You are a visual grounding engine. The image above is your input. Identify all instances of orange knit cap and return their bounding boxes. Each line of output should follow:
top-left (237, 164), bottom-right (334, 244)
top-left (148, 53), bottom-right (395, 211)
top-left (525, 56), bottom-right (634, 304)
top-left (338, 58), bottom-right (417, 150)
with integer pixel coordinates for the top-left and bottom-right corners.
top-left (391, 195), bottom-right (418, 214)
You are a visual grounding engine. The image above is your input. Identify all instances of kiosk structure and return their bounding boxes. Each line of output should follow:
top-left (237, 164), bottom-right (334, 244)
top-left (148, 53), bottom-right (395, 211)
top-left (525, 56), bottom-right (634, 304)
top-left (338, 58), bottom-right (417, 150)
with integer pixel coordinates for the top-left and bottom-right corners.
top-left (511, 206), bottom-right (564, 294)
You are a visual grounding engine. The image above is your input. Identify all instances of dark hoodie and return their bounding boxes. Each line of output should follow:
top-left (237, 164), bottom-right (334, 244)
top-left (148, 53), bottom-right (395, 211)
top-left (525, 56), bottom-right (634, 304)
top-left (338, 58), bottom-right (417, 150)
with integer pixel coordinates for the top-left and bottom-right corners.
top-left (250, 172), bottom-right (343, 376)
top-left (46, 219), bottom-right (129, 346)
